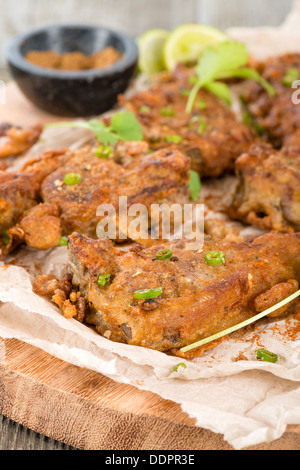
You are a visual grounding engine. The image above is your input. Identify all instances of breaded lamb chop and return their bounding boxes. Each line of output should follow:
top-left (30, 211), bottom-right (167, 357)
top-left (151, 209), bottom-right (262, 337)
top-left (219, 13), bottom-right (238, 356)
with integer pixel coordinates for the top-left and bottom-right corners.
top-left (0, 122), bottom-right (42, 158)
top-left (34, 231), bottom-right (300, 357)
top-left (119, 67), bottom-right (258, 178)
top-left (228, 143), bottom-right (300, 233)
top-left (0, 143), bottom-right (190, 256)
top-left (241, 53), bottom-right (300, 148)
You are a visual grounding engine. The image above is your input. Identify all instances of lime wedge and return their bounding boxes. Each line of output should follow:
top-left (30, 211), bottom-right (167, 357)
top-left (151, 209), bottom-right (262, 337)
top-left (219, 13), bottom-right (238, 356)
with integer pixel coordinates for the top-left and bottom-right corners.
top-left (163, 24), bottom-right (229, 71)
top-left (138, 28), bottom-right (169, 75)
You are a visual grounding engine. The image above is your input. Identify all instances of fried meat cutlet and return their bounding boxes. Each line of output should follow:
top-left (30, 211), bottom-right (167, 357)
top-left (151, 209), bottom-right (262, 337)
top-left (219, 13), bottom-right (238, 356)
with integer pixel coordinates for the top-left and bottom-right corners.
top-left (0, 143), bottom-right (190, 256)
top-left (0, 122), bottom-right (42, 158)
top-left (228, 143), bottom-right (300, 233)
top-left (33, 231), bottom-right (300, 357)
top-left (241, 53), bottom-right (300, 148)
top-left (119, 67), bottom-right (258, 178)
top-left (0, 149), bottom-right (71, 255)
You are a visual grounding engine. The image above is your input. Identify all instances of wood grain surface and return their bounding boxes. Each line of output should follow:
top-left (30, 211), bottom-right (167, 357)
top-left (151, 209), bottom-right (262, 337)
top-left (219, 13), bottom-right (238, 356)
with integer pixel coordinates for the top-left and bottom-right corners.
top-left (1, 338), bottom-right (300, 451)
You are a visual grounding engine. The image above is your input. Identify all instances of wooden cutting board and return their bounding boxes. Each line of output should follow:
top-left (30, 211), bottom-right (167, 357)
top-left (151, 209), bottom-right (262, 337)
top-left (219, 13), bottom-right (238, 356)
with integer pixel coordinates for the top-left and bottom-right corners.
top-left (1, 82), bottom-right (300, 450)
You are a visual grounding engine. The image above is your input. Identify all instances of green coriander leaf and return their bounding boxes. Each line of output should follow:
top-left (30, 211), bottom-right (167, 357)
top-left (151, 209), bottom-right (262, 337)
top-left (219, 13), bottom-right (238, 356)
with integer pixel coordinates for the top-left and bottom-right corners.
top-left (110, 112), bottom-right (143, 142)
top-left (196, 41), bottom-right (249, 84)
top-left (189, 170), bottom-right (201, 201)
top-left (185, 40), bottom-right (274, 112)
top-left (204, 81), bottom-right (232, 105)
top-left (45, 119), bottom-right (119, 146)
top-left (222, 67), bottom-right (275, 96)
top-left (282, 67), bottom-right (299, 87)
top-left (88, 119), bottom-right (119, 146)
top-left (45, 112), bottom-right (143, 146)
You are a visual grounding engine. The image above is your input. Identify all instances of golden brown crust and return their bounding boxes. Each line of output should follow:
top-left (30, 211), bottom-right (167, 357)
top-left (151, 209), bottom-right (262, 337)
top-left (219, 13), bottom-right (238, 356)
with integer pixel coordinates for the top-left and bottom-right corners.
top-left (228, 143), bottom-right (300, 233)
top-left (0, 143), bottom-right (190, 256)
top-left (58, 231), bottom-right (300, 355)
top-left (241, 53), bottom-right (300, 148)
top-left (0, 123), bottom-right (42, 158)
top-left (119, 67), bottom-right (258, 178)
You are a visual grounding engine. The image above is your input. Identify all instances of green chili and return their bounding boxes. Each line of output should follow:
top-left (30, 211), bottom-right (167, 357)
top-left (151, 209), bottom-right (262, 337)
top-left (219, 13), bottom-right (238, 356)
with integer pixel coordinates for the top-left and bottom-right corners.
top-left (205, 251), bottom-right (226, 266)
top-left (64, 173), bottom-right (81, 185)
top-left (1, 230), bottom-right (10, 246)
top-left (156, 249), bottom-right (172, 260)
top-left (59, 236), bottom-right (68, 246)
top-left (97, 273), bottom-right (111, 287)
top-left (160, 106), bottom-right (176, 117)
top-left (95, 145), bottom-right (113, 158)
top-left (134, 287), bottom-right (162, 299)
top-left (257, 348), bottom-right (278, 363)
top-left (173, 363), bottom-right (187, 372)
top-left (164, 135), bottom-right (183, 143)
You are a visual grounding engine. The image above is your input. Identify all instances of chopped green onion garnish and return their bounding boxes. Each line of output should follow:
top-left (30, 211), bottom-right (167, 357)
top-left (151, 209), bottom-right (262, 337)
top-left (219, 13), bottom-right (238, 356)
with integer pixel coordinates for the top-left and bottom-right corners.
top-left (160, 106), bottom-right (176, 117)
top-left (180, 288), bottom-right (300, 354)
top-left (205, 251), bottom-right (226, 266)
top-left (180, 89), bottom-right (190, 97)
top-left (95, 145), bottom-right (113, 158)
top-left (164, 135), bottom-right (183, 144)
top-left (59, 236), bottom-right (68, 246)
top-left (156, 249), bottom-right (172, 260)
top-left (188, 170), bottom-right (201, 201)
top-left (1, 230), bottom-right (9, 246)
top-left (198, 119), bottom-right (206, 134)
top-left (173, 363), bottom-right (187, 372)
top-left (64, 173), bottom-right (81, 185)
top-left (257, 348), bottom-right (278, 363)
top-left (97, 273), bottom-right (111, 287)
top-left (189, 76), bottom-right (198, 85)
top-left (190, 116), bottom-right (206, 134)
top-left (282, 68), bottom-right (299, 87)
top-left (134, 287), bottom-right (162, 299)
top-left (196, 99), bottom-right (207, 110)
top-left (242, 112), bottom-right (264, 136)
top-left (139, 105), bottom-right (151, 113)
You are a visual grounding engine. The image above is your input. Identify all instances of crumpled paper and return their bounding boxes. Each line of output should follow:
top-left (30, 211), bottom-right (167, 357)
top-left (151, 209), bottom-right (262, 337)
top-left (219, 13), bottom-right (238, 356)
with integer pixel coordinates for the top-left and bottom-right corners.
top-left (1, 4), bottom-right (300, 450)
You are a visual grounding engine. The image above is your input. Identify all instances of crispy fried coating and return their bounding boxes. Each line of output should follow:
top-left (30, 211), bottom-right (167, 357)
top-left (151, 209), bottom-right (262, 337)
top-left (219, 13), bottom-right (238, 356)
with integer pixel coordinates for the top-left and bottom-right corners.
top-left (0, 143), bottom-right (190, 255)
top-left (19, 203), bottom-right (62, 250)
top-left (228, 143), bottom-right (300, 233)
top-left (52, 231), bottom-right (300, 355)
top-left (41, 146), bottom-right (190, 239)
top-left (0, 123), bottom-right (42, 158)
top-left (0, 171), bottom-right (39, 231)
top-left (241, 53), bottom-right (300, 148)
top-left (119, 67), bottom-right (258, 178)
top-left (0, 149), bottom-right (70, 255)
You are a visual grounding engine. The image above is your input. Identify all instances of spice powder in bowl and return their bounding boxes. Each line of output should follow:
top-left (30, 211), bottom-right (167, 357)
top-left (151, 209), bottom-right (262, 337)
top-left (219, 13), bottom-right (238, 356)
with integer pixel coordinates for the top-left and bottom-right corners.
top-left (25, 46), bottom-right (123, 71)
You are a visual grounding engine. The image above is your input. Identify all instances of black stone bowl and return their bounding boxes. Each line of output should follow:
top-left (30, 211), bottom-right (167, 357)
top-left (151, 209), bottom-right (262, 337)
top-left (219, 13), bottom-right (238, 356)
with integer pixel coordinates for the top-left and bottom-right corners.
top-left (6, 24), bottom-right (139, 117)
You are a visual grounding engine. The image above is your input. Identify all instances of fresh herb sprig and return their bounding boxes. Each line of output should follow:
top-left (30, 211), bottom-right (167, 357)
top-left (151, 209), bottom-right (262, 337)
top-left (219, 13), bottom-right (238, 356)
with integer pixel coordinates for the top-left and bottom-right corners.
top-left (45, 111), bottom-right (143, 146)
top-left (189, 170), bottom-right (202, 201)
top-left (186, 41), bottom-right (275, 113)
top-left (180, 288), bottom-right (300, 354)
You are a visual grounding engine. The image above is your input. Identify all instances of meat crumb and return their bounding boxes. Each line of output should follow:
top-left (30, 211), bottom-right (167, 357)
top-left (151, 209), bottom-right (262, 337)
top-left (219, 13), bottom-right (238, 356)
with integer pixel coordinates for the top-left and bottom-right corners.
top-left (234, 352), bottom-right (249, 362)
